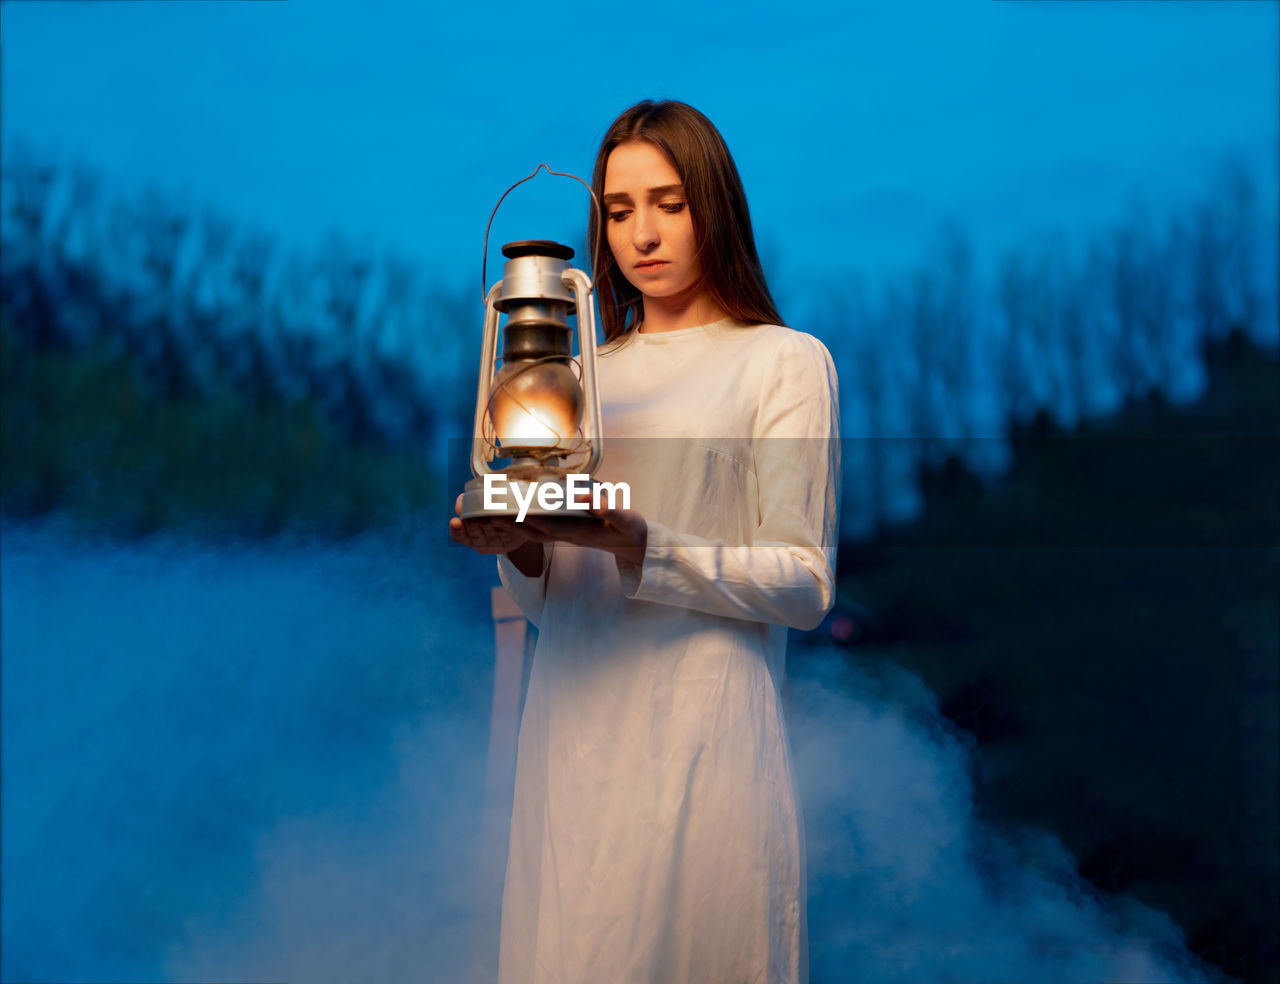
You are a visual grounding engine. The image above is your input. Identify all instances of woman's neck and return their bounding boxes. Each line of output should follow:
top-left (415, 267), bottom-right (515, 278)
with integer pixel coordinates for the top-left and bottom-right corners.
top-left (638, 288), bottom-right (728, 334)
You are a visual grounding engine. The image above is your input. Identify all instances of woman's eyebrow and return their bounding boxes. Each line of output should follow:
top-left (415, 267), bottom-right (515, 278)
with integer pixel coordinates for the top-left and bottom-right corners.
top-left (602, 184), bottom-right (686, 206)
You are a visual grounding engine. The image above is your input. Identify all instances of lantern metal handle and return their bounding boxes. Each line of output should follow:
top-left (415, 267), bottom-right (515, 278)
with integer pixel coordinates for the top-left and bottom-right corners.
top-left (480, 163), bottom-right (601, 305)
top-left (470, 281), bottom-right (505, 476)
top-left (563, 266), bottom-right (602, 475)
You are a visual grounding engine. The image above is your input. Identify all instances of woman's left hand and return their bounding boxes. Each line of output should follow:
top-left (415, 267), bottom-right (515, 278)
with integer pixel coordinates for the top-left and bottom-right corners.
top-left (487, 496), bottom-right (648, 567)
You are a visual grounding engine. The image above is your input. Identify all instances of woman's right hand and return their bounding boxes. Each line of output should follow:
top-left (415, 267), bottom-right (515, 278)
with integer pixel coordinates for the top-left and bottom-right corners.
top-left (449, 494), bottom-right (532, 555)
top-left (449, 494), bottom-right (546, 576)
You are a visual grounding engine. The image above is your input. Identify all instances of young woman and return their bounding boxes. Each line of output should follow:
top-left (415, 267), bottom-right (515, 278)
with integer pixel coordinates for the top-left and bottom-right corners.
top-left (450, 99), bottom-right (840, 984)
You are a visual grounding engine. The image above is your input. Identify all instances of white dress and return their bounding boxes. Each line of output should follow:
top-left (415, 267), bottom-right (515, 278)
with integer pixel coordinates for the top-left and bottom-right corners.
top-left (495, 317), bottom-right (840, 984)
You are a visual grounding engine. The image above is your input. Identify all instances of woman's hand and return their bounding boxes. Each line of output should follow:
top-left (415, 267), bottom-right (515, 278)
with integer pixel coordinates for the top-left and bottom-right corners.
top-left (516, 502), bottom-right (648, 567)
top-left (449, 490), bottom-right (648, 568)
top-left (449, 494), bottom-right (534, 555)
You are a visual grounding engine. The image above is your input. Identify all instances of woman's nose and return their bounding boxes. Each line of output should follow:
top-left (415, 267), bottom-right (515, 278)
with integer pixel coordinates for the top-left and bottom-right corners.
top-left (632, 211), bottom-right (659, 251)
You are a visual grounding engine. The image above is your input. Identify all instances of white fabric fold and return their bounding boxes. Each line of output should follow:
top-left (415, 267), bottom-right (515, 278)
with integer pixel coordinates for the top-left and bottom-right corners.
top-left (496, 545), bottom-right (551, 629)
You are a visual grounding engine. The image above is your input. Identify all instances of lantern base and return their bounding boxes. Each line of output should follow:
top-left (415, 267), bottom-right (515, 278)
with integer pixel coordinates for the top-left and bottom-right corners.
top-left (459, 472), bottom-right (605, 521)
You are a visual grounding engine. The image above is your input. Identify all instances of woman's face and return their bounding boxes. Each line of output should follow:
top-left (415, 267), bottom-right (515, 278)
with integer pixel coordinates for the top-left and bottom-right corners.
top-left (602, 140), bottom-right (703, 304)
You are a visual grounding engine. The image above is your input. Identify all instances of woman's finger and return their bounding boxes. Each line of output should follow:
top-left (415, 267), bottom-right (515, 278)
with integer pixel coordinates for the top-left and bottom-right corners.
top-left (449, 517), bottom-right (478, 549)
top-left (450, 515), bottom-right (524, 554)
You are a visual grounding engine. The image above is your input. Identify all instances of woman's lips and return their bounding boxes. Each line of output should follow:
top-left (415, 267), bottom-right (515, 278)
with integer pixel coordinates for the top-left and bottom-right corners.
top-left (634, 260), bottom-right (669, 271)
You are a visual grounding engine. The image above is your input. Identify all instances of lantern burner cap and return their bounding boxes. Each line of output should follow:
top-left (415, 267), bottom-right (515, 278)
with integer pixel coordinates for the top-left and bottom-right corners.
top-left (502, 240), bottom-right (574, 261)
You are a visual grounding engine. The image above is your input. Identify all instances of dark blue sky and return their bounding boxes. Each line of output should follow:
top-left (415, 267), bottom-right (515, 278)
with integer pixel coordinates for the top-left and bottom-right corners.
top-left (2, 0), bottom-right (1276, 298)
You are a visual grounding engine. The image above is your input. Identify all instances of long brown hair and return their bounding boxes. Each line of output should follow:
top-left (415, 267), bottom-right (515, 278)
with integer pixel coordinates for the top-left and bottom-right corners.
top-left (589, 100), bottom-right (783, 342)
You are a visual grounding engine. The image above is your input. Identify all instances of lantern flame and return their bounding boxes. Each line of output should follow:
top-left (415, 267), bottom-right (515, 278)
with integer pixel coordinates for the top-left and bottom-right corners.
top-left (488, 359), bottom-right (583, 453)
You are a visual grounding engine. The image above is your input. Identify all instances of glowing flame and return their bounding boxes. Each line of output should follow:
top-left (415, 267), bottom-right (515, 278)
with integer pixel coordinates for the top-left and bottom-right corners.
top-left (488, 360), bottom-right (583, 451)
top-left (491, 395), bottom-right (574, 447)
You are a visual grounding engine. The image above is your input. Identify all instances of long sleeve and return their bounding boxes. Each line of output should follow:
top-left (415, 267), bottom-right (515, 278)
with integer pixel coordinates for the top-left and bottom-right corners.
top-left (615, 331), bottom-right (840, 631)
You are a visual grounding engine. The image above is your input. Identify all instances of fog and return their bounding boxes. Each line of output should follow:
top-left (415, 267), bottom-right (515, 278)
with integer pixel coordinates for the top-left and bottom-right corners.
top-left (1, 522), bottom-right (1230, 983)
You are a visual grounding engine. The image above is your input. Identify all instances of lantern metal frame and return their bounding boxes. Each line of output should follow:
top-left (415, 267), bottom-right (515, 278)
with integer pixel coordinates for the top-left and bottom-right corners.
top-left (459, 241), bottom-right (603, 519)
top-left (469, 255), bottom-right (602, 467)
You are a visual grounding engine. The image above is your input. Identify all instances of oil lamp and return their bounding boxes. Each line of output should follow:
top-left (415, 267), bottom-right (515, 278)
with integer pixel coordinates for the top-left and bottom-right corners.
top-left (459, 238), bottom-right (603, 520)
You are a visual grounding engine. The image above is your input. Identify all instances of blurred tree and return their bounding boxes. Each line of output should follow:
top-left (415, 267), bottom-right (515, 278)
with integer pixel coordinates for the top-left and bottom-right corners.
top-left (906, 265), bottom-right (942, 463)
top-left (931, 222), bottom-right (978, 448)
top-left (2, 146), bottom-right (1272, 538)
top-left (1219, 160), bottom-right (1262, 339)
top-left (1053, 238), bottom-right (1093, 426)
top-left (997, 248), bottom-right (1037, 426)
top-left (1102, 202), bottom-right (1151, 404)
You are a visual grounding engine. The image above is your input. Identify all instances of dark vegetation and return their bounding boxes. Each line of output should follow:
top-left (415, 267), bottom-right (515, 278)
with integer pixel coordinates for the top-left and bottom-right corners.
top-left (814, 331), bottom-right (1278, 983)
top-left (0, 146), bottom-right (1269, 541)
top-left (0, 321), bottom-right (438, 538)
top-left (0, 144), bottom-right (474, 538)
top-left (2, 144), bottom-right (1276, 982)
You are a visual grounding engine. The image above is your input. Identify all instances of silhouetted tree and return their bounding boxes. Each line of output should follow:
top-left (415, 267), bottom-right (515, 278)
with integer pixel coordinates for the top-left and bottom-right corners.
top-left (1220, 161), bottom-right (1263, 338)
top-left (997, 249), bottom-right (1037, 426)
top-left (930, 223), bottom-right (979, 446)
top-left (3, 146), bottom-right (1273, 533)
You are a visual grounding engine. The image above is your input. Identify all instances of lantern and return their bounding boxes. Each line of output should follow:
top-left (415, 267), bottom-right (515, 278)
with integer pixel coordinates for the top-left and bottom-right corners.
top-left (459, 239), bottom-right (603, 520)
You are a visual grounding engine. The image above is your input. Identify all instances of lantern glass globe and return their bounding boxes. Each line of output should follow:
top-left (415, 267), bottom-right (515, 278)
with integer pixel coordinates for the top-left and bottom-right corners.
top-left (488, 360), bottom-right (583, 451)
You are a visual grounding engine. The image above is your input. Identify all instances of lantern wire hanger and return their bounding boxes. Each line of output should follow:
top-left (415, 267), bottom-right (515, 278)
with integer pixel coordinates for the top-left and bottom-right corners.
top-left (480, 163), bottom-right (601, 306)
top-left (479, 164), bottom-right (602, 466)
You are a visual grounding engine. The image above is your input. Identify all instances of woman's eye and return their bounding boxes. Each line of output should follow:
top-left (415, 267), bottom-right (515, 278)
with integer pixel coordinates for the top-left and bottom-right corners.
top-left (608, 210), bottom-right (631, 222)
top-left (659, 202), bottom-right (686, 214)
